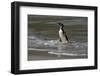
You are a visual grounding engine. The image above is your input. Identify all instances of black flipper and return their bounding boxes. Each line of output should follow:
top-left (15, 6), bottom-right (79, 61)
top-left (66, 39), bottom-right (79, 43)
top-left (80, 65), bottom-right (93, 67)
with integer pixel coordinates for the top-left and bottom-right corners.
top-left (59, 38), bottom-right (62, 42)
top-left (64, 33), bottom-right (69, 41)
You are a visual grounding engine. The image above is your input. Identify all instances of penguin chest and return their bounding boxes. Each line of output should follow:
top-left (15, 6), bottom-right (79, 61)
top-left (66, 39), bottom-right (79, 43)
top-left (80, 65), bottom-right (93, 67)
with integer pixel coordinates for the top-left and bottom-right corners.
top-left (59, 29), bottom-right (67, 43)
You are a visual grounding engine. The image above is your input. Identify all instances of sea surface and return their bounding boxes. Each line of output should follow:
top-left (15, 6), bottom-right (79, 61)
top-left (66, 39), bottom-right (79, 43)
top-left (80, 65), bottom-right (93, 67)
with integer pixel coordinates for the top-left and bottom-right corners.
top-left (28, 15), bottom-right (88, 60)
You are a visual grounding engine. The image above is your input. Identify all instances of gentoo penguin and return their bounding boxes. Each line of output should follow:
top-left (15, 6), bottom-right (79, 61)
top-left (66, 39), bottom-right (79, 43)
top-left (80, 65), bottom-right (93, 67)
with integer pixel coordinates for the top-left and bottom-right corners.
top-left (58, 23), bottom-right (69, 43)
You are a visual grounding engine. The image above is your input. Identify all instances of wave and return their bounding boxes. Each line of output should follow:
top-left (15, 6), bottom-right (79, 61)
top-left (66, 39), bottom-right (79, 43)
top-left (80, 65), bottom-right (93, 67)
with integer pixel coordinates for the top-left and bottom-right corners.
top-left (28, 35), bottom-right (87, 57)
top-left (48, 52), bottom-right (87, 56)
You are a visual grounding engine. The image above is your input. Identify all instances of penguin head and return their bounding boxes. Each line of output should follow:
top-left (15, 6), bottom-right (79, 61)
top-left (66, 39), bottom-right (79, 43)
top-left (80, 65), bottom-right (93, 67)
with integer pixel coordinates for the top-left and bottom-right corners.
top-left (58, 22), bottom-right (64, 28)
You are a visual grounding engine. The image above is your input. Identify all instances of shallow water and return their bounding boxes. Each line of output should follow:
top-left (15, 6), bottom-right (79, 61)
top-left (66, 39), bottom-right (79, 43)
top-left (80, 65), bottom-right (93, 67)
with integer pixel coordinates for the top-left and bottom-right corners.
top-left (28, 15), bottom-right (88, 59)
top-left (28, 33), bottom-right (87, 57)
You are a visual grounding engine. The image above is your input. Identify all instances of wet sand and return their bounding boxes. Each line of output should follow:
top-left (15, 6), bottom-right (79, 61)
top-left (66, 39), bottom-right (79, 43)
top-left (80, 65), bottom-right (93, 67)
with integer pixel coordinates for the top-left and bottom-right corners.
top-left (28, 50), bottom-right (87, 61)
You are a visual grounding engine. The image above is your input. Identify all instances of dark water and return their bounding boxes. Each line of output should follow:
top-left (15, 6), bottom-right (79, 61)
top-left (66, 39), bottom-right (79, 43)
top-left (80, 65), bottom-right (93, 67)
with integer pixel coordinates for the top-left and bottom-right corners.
top-left (28, 15), bottom-right (88, 60)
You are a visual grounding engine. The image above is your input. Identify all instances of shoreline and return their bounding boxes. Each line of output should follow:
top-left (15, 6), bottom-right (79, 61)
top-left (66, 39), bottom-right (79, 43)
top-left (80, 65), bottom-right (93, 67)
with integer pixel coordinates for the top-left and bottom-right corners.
top-left (28, 50), bottom-right (87, 61)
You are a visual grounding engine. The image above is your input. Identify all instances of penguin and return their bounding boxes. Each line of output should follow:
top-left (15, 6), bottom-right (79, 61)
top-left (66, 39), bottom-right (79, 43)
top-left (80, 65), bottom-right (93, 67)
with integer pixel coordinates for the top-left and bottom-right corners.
top-left (58, 23), bottom-right (69, 43)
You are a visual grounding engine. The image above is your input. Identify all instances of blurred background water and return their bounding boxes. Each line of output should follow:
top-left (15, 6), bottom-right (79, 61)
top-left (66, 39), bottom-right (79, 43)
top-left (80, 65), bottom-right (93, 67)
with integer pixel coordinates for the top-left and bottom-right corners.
top-left (28, 15), bottom-right (88, 60)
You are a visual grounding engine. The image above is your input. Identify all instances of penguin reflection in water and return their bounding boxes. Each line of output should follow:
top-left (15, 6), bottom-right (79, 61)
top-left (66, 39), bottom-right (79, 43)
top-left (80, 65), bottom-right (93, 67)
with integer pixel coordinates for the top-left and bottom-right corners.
top-left (58, 23), bottom-right (69, 43)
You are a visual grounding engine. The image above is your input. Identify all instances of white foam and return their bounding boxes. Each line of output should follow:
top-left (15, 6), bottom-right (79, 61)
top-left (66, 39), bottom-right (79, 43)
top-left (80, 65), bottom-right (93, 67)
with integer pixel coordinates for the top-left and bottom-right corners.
top-left (48, 52), bottom-right (86, 56)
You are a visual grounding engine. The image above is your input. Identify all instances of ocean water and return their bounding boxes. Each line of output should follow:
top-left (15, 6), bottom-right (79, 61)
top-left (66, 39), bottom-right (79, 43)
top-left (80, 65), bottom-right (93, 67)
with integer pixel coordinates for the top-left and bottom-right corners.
top-left (28, 15), bottom-right (88, 59)
top-left (28, 32), bottom-right (87, 57)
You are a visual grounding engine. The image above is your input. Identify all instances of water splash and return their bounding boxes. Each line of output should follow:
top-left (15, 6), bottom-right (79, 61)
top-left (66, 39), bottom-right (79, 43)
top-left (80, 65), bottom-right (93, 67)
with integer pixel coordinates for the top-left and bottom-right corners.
top-left (28, 35), bottom-right (87, 57)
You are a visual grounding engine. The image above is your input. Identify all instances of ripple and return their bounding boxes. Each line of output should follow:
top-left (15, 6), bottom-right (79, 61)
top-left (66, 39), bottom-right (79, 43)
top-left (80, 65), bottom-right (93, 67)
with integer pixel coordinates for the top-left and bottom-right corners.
top-left (28, 35), bottom-right (87, 56)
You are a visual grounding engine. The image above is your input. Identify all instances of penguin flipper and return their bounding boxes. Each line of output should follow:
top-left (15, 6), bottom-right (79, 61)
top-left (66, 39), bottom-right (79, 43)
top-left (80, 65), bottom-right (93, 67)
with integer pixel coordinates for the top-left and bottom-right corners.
top-left (59, 38), bottom-right (62, 42)
top-left (64, 33), bottom-right (69, 41)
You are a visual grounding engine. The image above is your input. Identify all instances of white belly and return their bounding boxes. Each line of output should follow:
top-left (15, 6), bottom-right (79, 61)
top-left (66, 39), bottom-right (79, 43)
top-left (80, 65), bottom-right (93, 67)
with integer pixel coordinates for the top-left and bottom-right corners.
top-left (59, 29), bottom-right (68, 43)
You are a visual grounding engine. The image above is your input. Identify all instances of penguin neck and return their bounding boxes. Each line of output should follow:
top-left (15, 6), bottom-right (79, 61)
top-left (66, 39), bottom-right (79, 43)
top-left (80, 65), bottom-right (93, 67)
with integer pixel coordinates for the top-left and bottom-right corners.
top-left (59, 26), bottom-right (64, 32)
